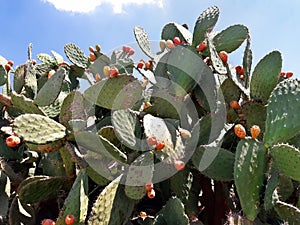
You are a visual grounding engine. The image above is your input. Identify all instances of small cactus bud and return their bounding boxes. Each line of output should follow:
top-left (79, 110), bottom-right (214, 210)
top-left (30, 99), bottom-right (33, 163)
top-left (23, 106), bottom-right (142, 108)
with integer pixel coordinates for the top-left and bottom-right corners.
top-left (147, 136), bottom-right (157, 146)
top-left (178, 128), bottom-right (191, 139)
top-left (4, 64), bottom-right (11, 72)
top-left (145, 61), bottom-right (151, 70)
top-left (122, 45), bottom-right (130, 53)
top-left (235, 65), bottom-right (244, 75)
top-left (234, 124), bottom-right (246, 139)
top-left (89, 52), bottom-right (96, 62)
top-left (89, 46), bottom-right (95, 53)
top-left (109, 66), bottom-right (119, 77)
top-left (173, 36), bottom-right (181, 45)
top-left (95, 73), bottom-right (101, 82)
top-left (95, 44), bottom-right (101, 52)
top-left (145, 182), bottom-right (154, 192)
top-left (137, 60), bottom-right (145, 69)
top-left (174, 160), bottom-right (185, 171)
top-left (143, 101), bottom-right (151, 109)
top-left (103, 65), bottom-right (110, 78)
top-left (250, 125), bottom-right (260, 139)
top-left (218, 51), bottom-right (228, 64)
top-left (155, 141), bottom-right (165, 150)
top-left (128, 48), bottom-right (135, 55)
top-left (147, 188), bottom-right (155, 199)
top-left (280, 71), bottom-right (286, 77)
top-left (47, 70), bottom-right (55, 79)
top-left (140, 211), bottom-right (147, 219)
top-left (286, 71), bottom-right (293, 78)
top-left (229, 101), bottom-right (241, 109)
top-left (159, 40), bottom-right (166, 51)
top-left (196, 41), bottom-right (207, 52)
top-left (7, 60), bottom-right (14, 67)
top-left (32, 59), bottom-right (37, 65)
top-left (166, 39), bottom-right (175, 49)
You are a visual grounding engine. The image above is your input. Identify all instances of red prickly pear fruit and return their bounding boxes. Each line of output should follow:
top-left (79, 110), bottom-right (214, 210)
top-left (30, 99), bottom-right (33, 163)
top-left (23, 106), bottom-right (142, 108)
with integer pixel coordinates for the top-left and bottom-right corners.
top-left (155, 141), bottom-right (165, 150)
top-left (95, 73), bottom-right (101, 82)
top-left (285, 71), bottom-right (293, 78)
top-left (32, 59), bottom-right (37, 65)
top-left (109, 66), bottom-right (119, 77)
top-left (218, 51), bottom-right (228, 64)
top-left (128, 48), bottom-right (135, 55)
top-left (89, 46), bottom-right (95, 53)
top-left (147, 188), bottom-right (155, 199)
top-left (7, 60), bottom-right (14, 67)
top-left (145, 182), bottom-right (154, 192)
top-left (250, 125), bottom-right (261, 139)
top-left (229, 101), bottom-right (241, 109)
top-left (235, 65), bottom-right (244, 75)
top-left (89, 53), bottom-right (97, 62)
top-left (280, 71), bottom-right (286, 77)
top-left (145, 61), bottom-right (151, 70)
top-left (174, 160), bottom-right (185, 171)
top-left (65, 214), bottom-right (75, 225)
top-left (122, 45), bottom-right (130, 53)
top-left (239, 74), bottom-right (245, 81)
top-left (196, 41), bottom-right (207, 52)
top-left (140, 211), bottom-right (147, 219)
top-left (234, 124), bottom-right (246, 139)
top-left (173, 37), bottom-right (181, 45)
top-left (166, 39), bottom-right (175, 49)
top-left (4, 64), bottom-right (11, 72)
top-left (6, 135), bottom-right (21, 148)
top-left (137, 60), bottom-right (145, 69)
top-left (147, 136), bottom-right (157, 146)
top-left (41, 219), bottom-right (55, 225)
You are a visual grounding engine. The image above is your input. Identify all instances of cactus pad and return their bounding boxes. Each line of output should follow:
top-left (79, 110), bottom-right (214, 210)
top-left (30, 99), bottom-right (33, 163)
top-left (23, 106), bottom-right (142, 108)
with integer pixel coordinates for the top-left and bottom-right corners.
top-left (64, 43), bottom-right (88, 68)
top-left (270, 143), bottom-right (300, 181)
top-left (234, 138), bottom-right (267, 221)
top-left (13, 114), bottom-right (67, 144)
top-left (264, 78), bottom-right (300, 146)
top-left (275, 201), bottom-right (300, 224)
top-left (83, 74), bottom-right (142, 110)
top-left (134, 26), bottom-right (153, 58)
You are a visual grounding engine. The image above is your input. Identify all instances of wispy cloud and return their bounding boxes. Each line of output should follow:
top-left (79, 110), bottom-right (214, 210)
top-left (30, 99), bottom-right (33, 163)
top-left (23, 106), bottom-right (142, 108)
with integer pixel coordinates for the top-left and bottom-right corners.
top-left (42, 0), bottom-right (164, 14)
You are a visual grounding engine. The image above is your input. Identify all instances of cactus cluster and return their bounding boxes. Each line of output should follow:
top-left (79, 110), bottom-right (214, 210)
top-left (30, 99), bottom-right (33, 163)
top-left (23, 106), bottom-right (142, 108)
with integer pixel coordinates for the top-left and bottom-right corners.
top-left (0, 5), bottom-right (299, 225)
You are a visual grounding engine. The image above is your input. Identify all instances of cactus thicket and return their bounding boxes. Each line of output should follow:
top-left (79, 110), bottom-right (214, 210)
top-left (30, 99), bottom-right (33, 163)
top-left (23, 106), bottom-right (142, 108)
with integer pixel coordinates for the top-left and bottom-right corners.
top-left (0, 5), bottom-right (299, 225)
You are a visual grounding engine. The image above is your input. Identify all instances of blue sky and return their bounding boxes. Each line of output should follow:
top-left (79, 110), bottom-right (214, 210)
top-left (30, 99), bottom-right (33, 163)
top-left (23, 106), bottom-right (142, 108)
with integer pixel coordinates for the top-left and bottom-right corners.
top-left (1, 0), bottom-right (300, 78)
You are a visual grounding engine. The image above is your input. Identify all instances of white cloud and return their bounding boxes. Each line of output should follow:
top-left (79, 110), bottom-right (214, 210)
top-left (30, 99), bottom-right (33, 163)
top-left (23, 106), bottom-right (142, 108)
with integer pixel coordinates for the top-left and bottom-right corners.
top-left (42, 0), bottom-right (164, 14)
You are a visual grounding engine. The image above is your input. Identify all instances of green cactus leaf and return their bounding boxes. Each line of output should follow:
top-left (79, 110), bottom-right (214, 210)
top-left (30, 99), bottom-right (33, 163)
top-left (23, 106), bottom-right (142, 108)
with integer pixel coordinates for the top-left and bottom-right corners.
top-left (59, 146), bottom-right (75, 177)
top-left (75, 131), bottom-right (127, 163)
top-left (213, 24), bottom-right (249, 53)
top-left (234, 138), bottom-right (267, 221)
top-left (83, 74), bottom-right (142, 110)
top-left (39, 151), bottom-right (66, 176)
top-left (207, 37), bottom-right (227, 74)
top-left (264, 171), bottom-right (279, 211)
top-left (125, 152), bottom-right (154, 200)
top-left (18, 176), bottom-right (65, 204)
top-left (134, 26), bottom-right (153, 58)
top-left (13, 114), bottom-right (67, 144)
top-left (144, 89), bottom-right (183, 120)
top-left (35, 63), bottom-right (52, 77)
top-left (0, 65), bottom-right (8, 86)
top-left (0, 137), bottom-right (22, 160)
top-left (37, 53), bottom-right (56, 65)
top-left (110, 50), bottom-right (134, 74)
top-left (170, 167), bottom-right (193, 202)
top-left (13, 64), bottom-right (26, 93)
top-left (59, 90), bottom-right (86, 130)
top-left (55, 169), bottom-right (89, 225)
top-left (8, 196), bottom-right (35, 225)
top-left (270, 143), bottom-right (300, 181)
top-left (39, 91), bottom-right (68, 118)
top-left (153, 197), bottom-right (189, 225)
top-left (277, 174), bottom-right (294, 201)
top-left (143, 114), bottom-right (184, 163)
top-left (167, 45), bottom-right (210, 96)
top-left (264, 78), bottom-right (300, 146)
top-left (23, 62), bottom-right (37, 99)
top-left (161, 23), bottom-right (192, 45)
top-left (275, 201), bottom-right (300, 225)
top-left (26, 139), bottom-right (65, 153)
top-left (34, 68), bottom-right (66, 106)
top-left (193, 146), bottom-right (234, 181)
top-left (88, 175), bottom-right (135, 225)
top-left (11, 92), bottom-right (45, 115)
top-left (64, 43), bottom-right (88, 68)
top-left (86, 166), bottom-right (110, 186)
top-left (0, 171), bottom-right (10, 219)
top-left (51, 50), bottom-right (64, 64)
top-left (98, 126), bottom-right (121, 148)
top-left (250, 51), bottom-right (282, 104)
top-left (243, 36), bottom-right (252, 88)
top-left (192, 6), bottom-right (219, 47)
top-left (221, 78), bottom-right (241, 103)
top-left (111, 109), bottom-right (141, 149)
